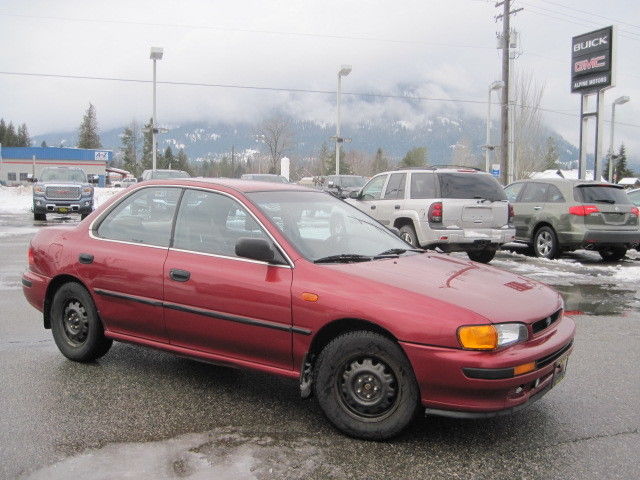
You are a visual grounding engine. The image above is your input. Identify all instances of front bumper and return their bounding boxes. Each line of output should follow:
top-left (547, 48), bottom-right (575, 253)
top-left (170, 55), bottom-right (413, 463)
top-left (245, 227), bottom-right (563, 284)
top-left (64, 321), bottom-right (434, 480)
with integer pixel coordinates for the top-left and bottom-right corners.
top-left (401, 314), bottom-right (575, 416)
top-left (423, 226), bottom-right (516, 251)
top-left (33, 197), bottom-right (93, 215)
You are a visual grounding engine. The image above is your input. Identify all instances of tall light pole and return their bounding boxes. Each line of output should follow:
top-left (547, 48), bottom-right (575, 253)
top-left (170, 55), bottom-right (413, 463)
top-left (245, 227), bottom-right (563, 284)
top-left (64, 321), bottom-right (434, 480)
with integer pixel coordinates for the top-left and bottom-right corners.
top-left (485, 81), bottom-right (504, 173)
top-left (608, 95), bottom-right (630, 183)
top-left (335, 65), bottom-right (351, 175)
top-left (150, 47), bottom-right (164, 171)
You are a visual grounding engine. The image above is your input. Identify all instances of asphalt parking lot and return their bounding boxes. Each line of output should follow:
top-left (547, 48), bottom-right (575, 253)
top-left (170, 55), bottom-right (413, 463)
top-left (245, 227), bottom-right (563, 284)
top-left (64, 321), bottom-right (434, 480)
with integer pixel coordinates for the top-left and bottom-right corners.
top-left (1, 212), bottom-right (639, 479)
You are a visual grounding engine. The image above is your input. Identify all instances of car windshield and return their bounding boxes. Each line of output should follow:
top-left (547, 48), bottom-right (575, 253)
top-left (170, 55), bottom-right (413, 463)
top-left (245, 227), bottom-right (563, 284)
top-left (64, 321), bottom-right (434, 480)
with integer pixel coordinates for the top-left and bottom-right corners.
top-left (438, 173), bottom-right (507, 201)
top-left (151, 170), bottom-right (190, 179)
top-left (246, 191), bottom-right (416, 262)
top-left (40, 168), bottom-right (87, 182)
top-left (575, 185), bottom-right (631, 204)
top-left (327, 176), bottom-right (366, 188)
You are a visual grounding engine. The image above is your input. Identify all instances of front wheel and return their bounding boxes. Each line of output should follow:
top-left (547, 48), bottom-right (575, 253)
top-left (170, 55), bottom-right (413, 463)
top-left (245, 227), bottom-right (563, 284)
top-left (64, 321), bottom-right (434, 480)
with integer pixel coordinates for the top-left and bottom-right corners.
top-left (467, 248), bottom-right (497, 263)
top-left (50, 282), bottom-right (112, 362)
top-left (399, 224), bottom-right (419, 248)
top-left (599, 247), bottom-right (627, 262)
top-left (314, 331), bottom-right (420, 440)
top-left (34, 212), bottom-right (46, 221)
top-left (533, 226), bottom-right (559, 259)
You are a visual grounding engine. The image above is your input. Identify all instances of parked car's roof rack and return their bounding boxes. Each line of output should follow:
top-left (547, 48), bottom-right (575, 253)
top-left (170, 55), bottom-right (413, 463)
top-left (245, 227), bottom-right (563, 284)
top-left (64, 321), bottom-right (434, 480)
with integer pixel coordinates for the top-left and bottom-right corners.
top-left (396, 165), bottom-right (483, 171)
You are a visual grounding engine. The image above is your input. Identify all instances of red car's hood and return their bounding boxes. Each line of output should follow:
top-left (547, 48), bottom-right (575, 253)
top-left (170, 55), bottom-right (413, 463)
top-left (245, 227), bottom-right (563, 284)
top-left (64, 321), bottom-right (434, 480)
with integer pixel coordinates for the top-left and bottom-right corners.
top-left (323, 252), bottom-right (562, 324)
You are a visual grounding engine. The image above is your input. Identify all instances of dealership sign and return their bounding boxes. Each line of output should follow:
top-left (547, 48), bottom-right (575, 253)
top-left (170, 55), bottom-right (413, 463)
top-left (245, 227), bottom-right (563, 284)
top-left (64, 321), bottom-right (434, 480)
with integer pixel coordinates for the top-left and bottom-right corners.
top-left (571, 26), bottom-right (615, 93)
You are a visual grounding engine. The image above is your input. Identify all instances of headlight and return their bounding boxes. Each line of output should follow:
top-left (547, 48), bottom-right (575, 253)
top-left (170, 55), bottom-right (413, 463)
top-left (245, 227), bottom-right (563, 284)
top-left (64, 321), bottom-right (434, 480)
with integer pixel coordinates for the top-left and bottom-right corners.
top-left (457, 323), bottom-right (528, 350)
top-left (82, 186), bottom-right (93, 196)
top-left (34, 185), bottom-right (45, 194)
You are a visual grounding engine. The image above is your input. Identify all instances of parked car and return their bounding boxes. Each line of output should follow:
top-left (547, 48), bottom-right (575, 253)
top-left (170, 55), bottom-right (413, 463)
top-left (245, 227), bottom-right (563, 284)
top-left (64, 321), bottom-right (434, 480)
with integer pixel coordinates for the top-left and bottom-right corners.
top-left (113, 177), bottom-right (138, 188)
top-left (628, 188), bottom-right (640, 207)
top-left (504, 179), bottom-right (640, 261)
top-left (140, 169), bottom-right (191, 181)
top-left (345, 167), bottom-right (515, 263)
top-left (322, 175), bottom-right (367, 198)
top-left (32, 166), bottom-right (94, 221)
top-left (23, 179), bottom-right (575, 440)
top-left (240, 173), bottom-right (289, 183)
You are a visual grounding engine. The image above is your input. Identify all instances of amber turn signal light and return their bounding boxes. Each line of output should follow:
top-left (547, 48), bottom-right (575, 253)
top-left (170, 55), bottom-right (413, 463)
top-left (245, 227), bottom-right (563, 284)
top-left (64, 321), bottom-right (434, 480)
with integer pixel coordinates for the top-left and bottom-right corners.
top-left (301, 292), bottom-right (319, 302)
top-left (457, 325), bottom-right (498, 350)
top-left (513, 362), bottom-right (536, 375)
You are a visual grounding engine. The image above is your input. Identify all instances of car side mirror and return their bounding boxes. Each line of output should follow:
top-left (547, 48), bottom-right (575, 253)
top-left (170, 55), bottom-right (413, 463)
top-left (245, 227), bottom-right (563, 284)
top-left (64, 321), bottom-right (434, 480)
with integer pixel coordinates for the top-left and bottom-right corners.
top-left (348, 190), bottom-right (360, 199)
top-left (388, 227), bottom-right (402, 238)
top-left (235, 238), bottom-right (275, 263)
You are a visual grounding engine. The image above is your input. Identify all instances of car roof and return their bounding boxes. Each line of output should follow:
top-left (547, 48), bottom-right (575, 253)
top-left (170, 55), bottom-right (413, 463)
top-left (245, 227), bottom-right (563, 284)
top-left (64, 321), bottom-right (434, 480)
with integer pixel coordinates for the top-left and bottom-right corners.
top-left (139, 177), bottom-right (312, 193)
top-left (510, 178), bottom-right (621, 187)
top-left (376, 167), bottom-right (489, 175)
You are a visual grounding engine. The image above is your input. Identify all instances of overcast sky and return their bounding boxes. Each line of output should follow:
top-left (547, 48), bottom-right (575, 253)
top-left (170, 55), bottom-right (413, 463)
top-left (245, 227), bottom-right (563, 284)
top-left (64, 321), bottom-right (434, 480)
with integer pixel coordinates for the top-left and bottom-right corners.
top-left (1, 0), bottom-right (639, 157)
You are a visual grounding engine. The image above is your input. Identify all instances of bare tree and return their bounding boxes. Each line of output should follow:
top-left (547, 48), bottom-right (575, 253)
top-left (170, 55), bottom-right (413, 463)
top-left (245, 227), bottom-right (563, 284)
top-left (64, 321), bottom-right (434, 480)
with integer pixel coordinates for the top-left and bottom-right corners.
top-left (513, 70), bottom-right (547, 179)
top-left (255, 115), bottom-right (294, 174)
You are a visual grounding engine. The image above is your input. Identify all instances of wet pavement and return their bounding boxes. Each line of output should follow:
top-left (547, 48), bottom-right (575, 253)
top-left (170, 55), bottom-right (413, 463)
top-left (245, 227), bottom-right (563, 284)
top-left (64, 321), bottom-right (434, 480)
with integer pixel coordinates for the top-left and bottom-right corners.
top-left (1, 213), bottom-right (639, 479)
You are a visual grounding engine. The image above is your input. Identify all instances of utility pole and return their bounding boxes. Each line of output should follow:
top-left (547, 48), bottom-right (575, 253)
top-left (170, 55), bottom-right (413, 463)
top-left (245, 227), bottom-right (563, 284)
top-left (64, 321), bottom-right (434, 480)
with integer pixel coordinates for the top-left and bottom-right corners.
top-left (496, 0), bottom-right (522, 185)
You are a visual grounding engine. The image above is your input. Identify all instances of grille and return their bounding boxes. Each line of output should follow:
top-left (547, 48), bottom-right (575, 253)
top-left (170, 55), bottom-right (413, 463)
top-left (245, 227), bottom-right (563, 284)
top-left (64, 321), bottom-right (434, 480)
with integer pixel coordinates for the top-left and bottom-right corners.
top-left (45, 186), bottom-right (81, 200)
top-left (532, 309), bottom-right (561, 334)
top-left (536, 341), bottom-right (572, 369)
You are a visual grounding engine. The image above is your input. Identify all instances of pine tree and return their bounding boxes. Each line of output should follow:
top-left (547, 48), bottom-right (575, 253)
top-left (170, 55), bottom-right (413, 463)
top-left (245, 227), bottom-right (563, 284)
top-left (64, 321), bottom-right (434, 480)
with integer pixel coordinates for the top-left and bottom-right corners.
top-left (175, 149), bottom-right (191, 174)
top-left (0, 119), bottom-right (6, 145)
top-left (120, 123), bottom-right (140, 176)
top-left (41, 140), bottom-right (48, 148)
top-left (614, 144), bottom-right (634, 182)
top-left (77, 103), bottom-right (102, 149)
top-left (163, 146), bottom-right (175, 169)
top-left (322, 145), bottom-right (351, 175)
top-left (371, 148), bottom-right (389, 175)
top-left (16, 124), bottom-right (31, 147)
top-left (4, 122), bottom-right (17, 147)
top-left (543, 137), bottom-right (559, 170)
top-left (400, 147), bottom-right (427, 168)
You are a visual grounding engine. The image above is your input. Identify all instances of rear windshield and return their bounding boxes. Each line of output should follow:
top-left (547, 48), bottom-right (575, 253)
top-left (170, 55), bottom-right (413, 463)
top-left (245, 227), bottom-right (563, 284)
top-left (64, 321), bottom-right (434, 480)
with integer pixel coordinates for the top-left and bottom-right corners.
top-left (574, 185), bottom-right (631, 205)
top-left (438, 173), bottom-right (506, 201)
top-left (40, 168), bottom-right (87, 182)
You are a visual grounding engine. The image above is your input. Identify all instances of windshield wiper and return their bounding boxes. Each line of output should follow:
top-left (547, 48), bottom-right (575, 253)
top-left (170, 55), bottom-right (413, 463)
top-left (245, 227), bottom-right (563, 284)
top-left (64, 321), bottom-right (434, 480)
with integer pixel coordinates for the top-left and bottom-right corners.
top-left (374, 248), bottom-right (423, 258)
top-left (314, 254), bottom-right (373, 264)
top-left (593, 199), bottom-right (615, 204)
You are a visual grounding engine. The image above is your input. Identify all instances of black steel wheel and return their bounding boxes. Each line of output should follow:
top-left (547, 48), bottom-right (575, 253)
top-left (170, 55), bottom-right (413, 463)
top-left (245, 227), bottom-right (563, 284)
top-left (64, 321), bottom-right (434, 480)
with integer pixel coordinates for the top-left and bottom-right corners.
top-left (314, 331), bottom-right (419, 440)
top-left (50, 282), bottom-right (112, 362)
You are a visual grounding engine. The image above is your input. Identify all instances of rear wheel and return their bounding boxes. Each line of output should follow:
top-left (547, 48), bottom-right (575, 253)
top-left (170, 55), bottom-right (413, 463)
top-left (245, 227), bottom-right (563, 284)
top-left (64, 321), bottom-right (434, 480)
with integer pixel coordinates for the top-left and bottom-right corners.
top-left (34, 212), bottom-right (46, 221)
top-left (314, 331), bottom-right (419, 440)
top-left (50, 282), bottom-right (112, 362)
top-left (399, 224), bottom-right (418, 248)
top-left (599, 247), bottom-right (627, 262)
top-left (467, 248), bottom-right (497, 263)
top-left (533, 226), bottom-right (559, 259)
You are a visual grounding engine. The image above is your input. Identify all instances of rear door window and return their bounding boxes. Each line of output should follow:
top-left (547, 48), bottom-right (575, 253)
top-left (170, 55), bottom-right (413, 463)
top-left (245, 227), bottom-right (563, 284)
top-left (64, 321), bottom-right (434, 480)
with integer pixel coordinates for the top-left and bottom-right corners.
top-left (574, 185), bottom-right (631, 205)
top-left (437, 173), bottom-right (506, 201)
top-left (545, 184), bottom-right (565, 203)
top-left (520, 183), bottom-right (548, 203)
top-left (383, 173), bottom-right (406, 199)
top-left (410, 173), bottom-right (437, 199)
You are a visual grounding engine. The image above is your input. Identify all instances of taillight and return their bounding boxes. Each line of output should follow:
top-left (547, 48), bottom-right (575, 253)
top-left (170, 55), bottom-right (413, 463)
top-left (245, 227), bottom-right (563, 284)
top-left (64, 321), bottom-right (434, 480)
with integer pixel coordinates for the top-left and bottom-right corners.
top-left (631, 207), bottom-right (639, 217)
top-left (428, 202), bottom-right (443, 223)
top-left (508, 204), bottom-right (514, 222)
top-left (28, 244), bottom-right (34, 267)
top-left (569, 205), bottom-right (600, 216)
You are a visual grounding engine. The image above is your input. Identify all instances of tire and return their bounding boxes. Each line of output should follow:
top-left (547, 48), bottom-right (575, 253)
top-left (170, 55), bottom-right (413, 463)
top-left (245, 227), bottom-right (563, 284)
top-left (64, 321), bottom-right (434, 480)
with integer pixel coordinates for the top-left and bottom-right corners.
top-left (80, 213), bottom-right (90, 220)
top-left (399, 224), bottom-right (419, 248)
top-left (467, 248), bottom-right (497, 263)
top-left (34, 212), bottom-right (46, 221)
top-left (598, 247), bottom-right (627, 262)
top-left (50, 282), bottom-right (112, 362)
top-left (533, 226), bottom-right (559, 259)
top-left (314, 331), bottom-right (420, 440)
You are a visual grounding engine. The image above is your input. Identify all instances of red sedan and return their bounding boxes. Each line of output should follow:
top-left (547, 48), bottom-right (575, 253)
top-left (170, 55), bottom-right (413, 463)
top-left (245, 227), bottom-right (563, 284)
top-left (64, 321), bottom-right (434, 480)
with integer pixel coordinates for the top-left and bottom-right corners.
top-left (22, 178), bottom-right (575, 439)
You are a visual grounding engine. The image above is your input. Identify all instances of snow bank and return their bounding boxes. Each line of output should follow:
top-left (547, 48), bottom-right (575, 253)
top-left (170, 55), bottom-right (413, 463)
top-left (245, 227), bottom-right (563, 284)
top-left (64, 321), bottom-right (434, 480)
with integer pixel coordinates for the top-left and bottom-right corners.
top-left (0, 186), bottom-right (121, 215)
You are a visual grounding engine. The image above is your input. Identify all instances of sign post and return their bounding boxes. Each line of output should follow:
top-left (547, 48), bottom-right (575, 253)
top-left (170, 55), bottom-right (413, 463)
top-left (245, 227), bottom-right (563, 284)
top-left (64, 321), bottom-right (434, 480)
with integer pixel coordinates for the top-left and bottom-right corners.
top-left (571, 26), bottom-right (615, 181)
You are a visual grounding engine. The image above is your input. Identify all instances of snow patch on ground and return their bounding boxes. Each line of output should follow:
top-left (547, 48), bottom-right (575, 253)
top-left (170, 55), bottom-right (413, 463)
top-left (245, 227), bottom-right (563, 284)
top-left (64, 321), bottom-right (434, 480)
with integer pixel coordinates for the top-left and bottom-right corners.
top-left (23, 428), bottom-right (340, 480)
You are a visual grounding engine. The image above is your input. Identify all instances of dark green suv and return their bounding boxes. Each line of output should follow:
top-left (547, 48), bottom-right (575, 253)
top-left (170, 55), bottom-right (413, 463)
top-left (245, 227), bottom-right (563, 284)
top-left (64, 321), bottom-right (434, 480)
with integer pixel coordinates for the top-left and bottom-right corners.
top-left (504, 179), bottom-right (640, 261)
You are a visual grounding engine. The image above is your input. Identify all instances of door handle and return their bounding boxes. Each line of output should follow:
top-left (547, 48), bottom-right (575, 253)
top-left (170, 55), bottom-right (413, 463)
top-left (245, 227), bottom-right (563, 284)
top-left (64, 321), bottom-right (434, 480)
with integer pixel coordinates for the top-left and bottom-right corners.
top-left (371, 205), bottom-right (376, 210)
top-left (533, 206), bottom-right (542, 210)
top-left (394, 205), bottom-right (401, 210)
top-left (79, 253), bottom-right (94, 264)
top-left (169, 269), bottom-right (191, 282)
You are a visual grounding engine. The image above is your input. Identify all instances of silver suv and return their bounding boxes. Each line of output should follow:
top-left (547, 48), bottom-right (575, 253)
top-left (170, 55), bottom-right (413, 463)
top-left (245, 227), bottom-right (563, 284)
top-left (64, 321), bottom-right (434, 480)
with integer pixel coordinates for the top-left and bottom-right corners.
top-left (346, 167), bottom-right (515, 263)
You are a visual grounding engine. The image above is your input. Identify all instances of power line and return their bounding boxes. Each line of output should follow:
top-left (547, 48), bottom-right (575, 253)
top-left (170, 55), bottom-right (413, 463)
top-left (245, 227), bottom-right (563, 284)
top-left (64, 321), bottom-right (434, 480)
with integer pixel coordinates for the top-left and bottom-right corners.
top-left (537, 0), bottom-right (640, 31)
top-left (2, 69), bottom-right (639, 129)
top-left (0, 12), bottom-right (495, 50)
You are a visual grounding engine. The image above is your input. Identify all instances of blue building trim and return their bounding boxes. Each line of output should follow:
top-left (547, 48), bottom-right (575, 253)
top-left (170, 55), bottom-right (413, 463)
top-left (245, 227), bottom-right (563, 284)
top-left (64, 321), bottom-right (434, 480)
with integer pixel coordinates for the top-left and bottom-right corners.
top-left (0, 146), bottom-right (112, 162)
